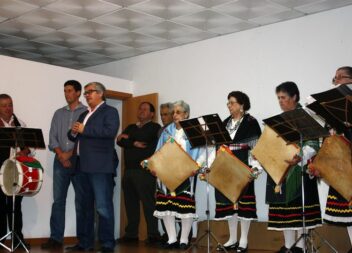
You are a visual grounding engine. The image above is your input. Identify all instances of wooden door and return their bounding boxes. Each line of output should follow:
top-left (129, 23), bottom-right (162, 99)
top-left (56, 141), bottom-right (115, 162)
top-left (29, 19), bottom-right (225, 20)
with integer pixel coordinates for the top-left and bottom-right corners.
top-left (120, 93), bottom-right (159, 240)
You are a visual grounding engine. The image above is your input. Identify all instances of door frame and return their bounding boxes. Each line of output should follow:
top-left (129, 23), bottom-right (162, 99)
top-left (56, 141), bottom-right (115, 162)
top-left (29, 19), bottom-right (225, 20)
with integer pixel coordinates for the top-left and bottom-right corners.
top-left (106, 89), bottom-right (159, 240)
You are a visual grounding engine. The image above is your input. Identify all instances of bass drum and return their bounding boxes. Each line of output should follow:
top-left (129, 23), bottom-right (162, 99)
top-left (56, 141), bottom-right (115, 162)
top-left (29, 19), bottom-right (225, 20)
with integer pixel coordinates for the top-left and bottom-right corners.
top-left (0, 156), bottom-right (43, 196)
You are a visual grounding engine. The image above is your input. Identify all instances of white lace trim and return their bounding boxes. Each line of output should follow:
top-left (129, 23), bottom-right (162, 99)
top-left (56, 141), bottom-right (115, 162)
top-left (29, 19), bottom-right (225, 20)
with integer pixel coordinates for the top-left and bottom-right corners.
top-left (213, 215), bottom-right (257, 221)
top-left (213, 215), bottom-right (234, 221)
top-left (267, 224), bottom-right (322, 231)
top-left (324, 214), bottom-right (352, 224)
top-left (154, 210), bottom-right (198, 220)
top-left (238, 216), bottom-right (258, 221)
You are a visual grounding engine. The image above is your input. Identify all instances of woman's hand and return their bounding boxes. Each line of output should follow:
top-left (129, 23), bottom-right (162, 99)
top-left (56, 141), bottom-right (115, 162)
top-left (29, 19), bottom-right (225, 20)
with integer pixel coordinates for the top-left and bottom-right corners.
top-left (307, 164), bottom-right (320, 177)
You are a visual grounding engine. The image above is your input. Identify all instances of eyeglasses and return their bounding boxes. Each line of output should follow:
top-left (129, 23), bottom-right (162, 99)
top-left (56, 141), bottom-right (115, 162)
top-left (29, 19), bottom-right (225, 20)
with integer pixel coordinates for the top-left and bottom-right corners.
top-left (173, 110), bottom-right (185, 115)
top-left (227, 101), bottom-right (239, 106)
top-left (332, 75), bottom-right (352, 84)
top-left (83, 89), bottom-right (98, 96)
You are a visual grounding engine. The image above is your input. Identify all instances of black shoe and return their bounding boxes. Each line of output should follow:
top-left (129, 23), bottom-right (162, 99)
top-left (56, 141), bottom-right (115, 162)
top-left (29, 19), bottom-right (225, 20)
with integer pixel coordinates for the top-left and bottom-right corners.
top-left (216, 242), bottom-right (239, 251)
top-left (237, 246), bottom-right (248, 253)
top-left (179, 243), bottom-right (190, 250)
top-left (41, 238), bottom-right (63, 249)
top-left (66, 244), bottom-right (94, 252)
top-left (348, 248), bottom-right (352, 253)
top-left (276, 246), bottom-right (289, 253)
top-left (161, 241), bottom-right (179, 249)
top-left (115, 236), bottom-right (138, 244)
top-left (100, 247), bottom-right (114, 253)
top-left (160, 233), bottom-right (168, 243)
top-left (291, 246), bottom-right (303, 253)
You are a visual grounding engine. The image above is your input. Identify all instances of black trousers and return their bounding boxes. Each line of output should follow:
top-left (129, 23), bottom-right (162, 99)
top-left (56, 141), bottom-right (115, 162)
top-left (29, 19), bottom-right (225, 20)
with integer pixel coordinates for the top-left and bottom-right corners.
top-left (122, 169), bottom-right (159, 238)
top-left (0, 190), bottom-right (24, 241)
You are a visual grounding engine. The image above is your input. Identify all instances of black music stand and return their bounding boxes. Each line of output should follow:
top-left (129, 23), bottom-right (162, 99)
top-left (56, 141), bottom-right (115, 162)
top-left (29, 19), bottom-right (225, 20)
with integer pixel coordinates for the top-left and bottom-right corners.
top-left (264, 108), bottom-right (329, 144)
top-left (180, 114), bottom-right (232, 253)
top-left (0, 127), bottom-right (45, 253)
top-left (180, 114), bottom-right (232, 147)
top-left (306, 101), bottom-right (346, 133)
top-left (264, 109), bottom-right (332, 253)
top-left (308, 85), bottom-right (352, 130)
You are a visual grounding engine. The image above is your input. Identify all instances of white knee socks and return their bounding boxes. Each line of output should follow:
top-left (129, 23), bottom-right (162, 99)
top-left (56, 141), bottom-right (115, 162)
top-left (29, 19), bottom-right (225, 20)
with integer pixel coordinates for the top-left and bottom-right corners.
top-left (162, 215), bottom-right (177, 244)
top-left (283, 230), bottom-right (295, 249)
top-left (296, 229), bottom-right (304, 249)
top-left (224, 214), bottom-right (238, 247)
top-left (180, 217), bottom-right (193, 244)
top-left (239, 219), bottom-right (251, 249)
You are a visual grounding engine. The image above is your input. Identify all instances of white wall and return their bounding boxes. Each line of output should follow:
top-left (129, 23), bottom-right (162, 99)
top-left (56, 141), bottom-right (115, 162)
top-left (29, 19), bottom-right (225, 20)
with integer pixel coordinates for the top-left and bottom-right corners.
top-left (84, 5), bottom-right (352, 221)
top-left (0, 55), bottom-right (133, 238)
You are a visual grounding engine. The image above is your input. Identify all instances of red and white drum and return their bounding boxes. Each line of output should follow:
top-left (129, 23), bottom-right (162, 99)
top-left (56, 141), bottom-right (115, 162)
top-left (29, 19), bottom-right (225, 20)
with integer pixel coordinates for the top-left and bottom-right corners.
top-left (0, 156), bottom-right (43, 196)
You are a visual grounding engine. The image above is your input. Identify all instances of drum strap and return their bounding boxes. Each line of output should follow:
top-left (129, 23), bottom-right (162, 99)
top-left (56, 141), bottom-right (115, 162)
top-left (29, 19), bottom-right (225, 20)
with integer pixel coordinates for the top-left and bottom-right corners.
top-left (13, 114), bottom-right (21, 127)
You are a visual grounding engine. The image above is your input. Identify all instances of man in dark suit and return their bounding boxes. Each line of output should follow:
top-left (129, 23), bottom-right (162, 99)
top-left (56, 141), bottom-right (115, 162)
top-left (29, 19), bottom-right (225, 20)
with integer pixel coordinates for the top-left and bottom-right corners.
top-left (67, 82), bottom-right (119, 253)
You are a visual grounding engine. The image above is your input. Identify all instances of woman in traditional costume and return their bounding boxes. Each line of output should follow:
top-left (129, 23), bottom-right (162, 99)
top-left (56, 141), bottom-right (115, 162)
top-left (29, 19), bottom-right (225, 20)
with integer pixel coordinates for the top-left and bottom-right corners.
top-left (153, 100), bottom-right (200, 250)
top-left (215, 91), bottom-right (262, 253)
top-left (323, 66), bottom-right (352, 253)
top-left (267, 82), bottom-right (322, 253)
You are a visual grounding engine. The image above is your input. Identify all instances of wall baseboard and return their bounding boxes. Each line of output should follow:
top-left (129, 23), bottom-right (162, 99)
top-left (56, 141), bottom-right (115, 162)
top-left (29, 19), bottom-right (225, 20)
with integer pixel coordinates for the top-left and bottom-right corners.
top-left (1, 237), bottom-right (77, 246)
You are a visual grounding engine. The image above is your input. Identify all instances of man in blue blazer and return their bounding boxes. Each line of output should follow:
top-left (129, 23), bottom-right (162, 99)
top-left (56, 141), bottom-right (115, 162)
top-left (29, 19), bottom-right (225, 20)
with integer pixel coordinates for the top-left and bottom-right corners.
top-left (67, 82), bottom-right (119, 253)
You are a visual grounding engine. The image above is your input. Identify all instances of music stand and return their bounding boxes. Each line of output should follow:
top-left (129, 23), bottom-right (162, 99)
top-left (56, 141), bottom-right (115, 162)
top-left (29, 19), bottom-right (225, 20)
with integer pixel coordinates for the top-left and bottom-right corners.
top-left (264, 108), bottom-right (331, 253)
top-left (306, 101), bottom-right (346, 134)
top-left (309, 85), bottom-right (352, 128)
top-left (180, 114), bottom-right (232, 253)
top-left (0, 127), bottom-right (45, 253)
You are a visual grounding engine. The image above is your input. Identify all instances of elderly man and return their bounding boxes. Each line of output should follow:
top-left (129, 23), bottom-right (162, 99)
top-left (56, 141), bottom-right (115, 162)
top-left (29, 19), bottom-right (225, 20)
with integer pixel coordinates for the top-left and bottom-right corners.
top-left (41, 80), bottom-right (87, 249)
top-left (117, 102), bottom-right (161, 244)
top-left (0, 94), bottom-right (30, 249)
top-left (160, 103), bottom-right (173, 127)
top-left (67, 82), bottom-right (119, 253)
top-left (158, 103), bottom-right (173, 137)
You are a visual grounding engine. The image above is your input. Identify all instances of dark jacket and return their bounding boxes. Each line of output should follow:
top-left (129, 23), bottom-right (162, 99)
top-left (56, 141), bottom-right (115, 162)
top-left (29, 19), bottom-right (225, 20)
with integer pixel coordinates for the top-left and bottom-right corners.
top-left (69, 103), bottom-right (119, 174)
